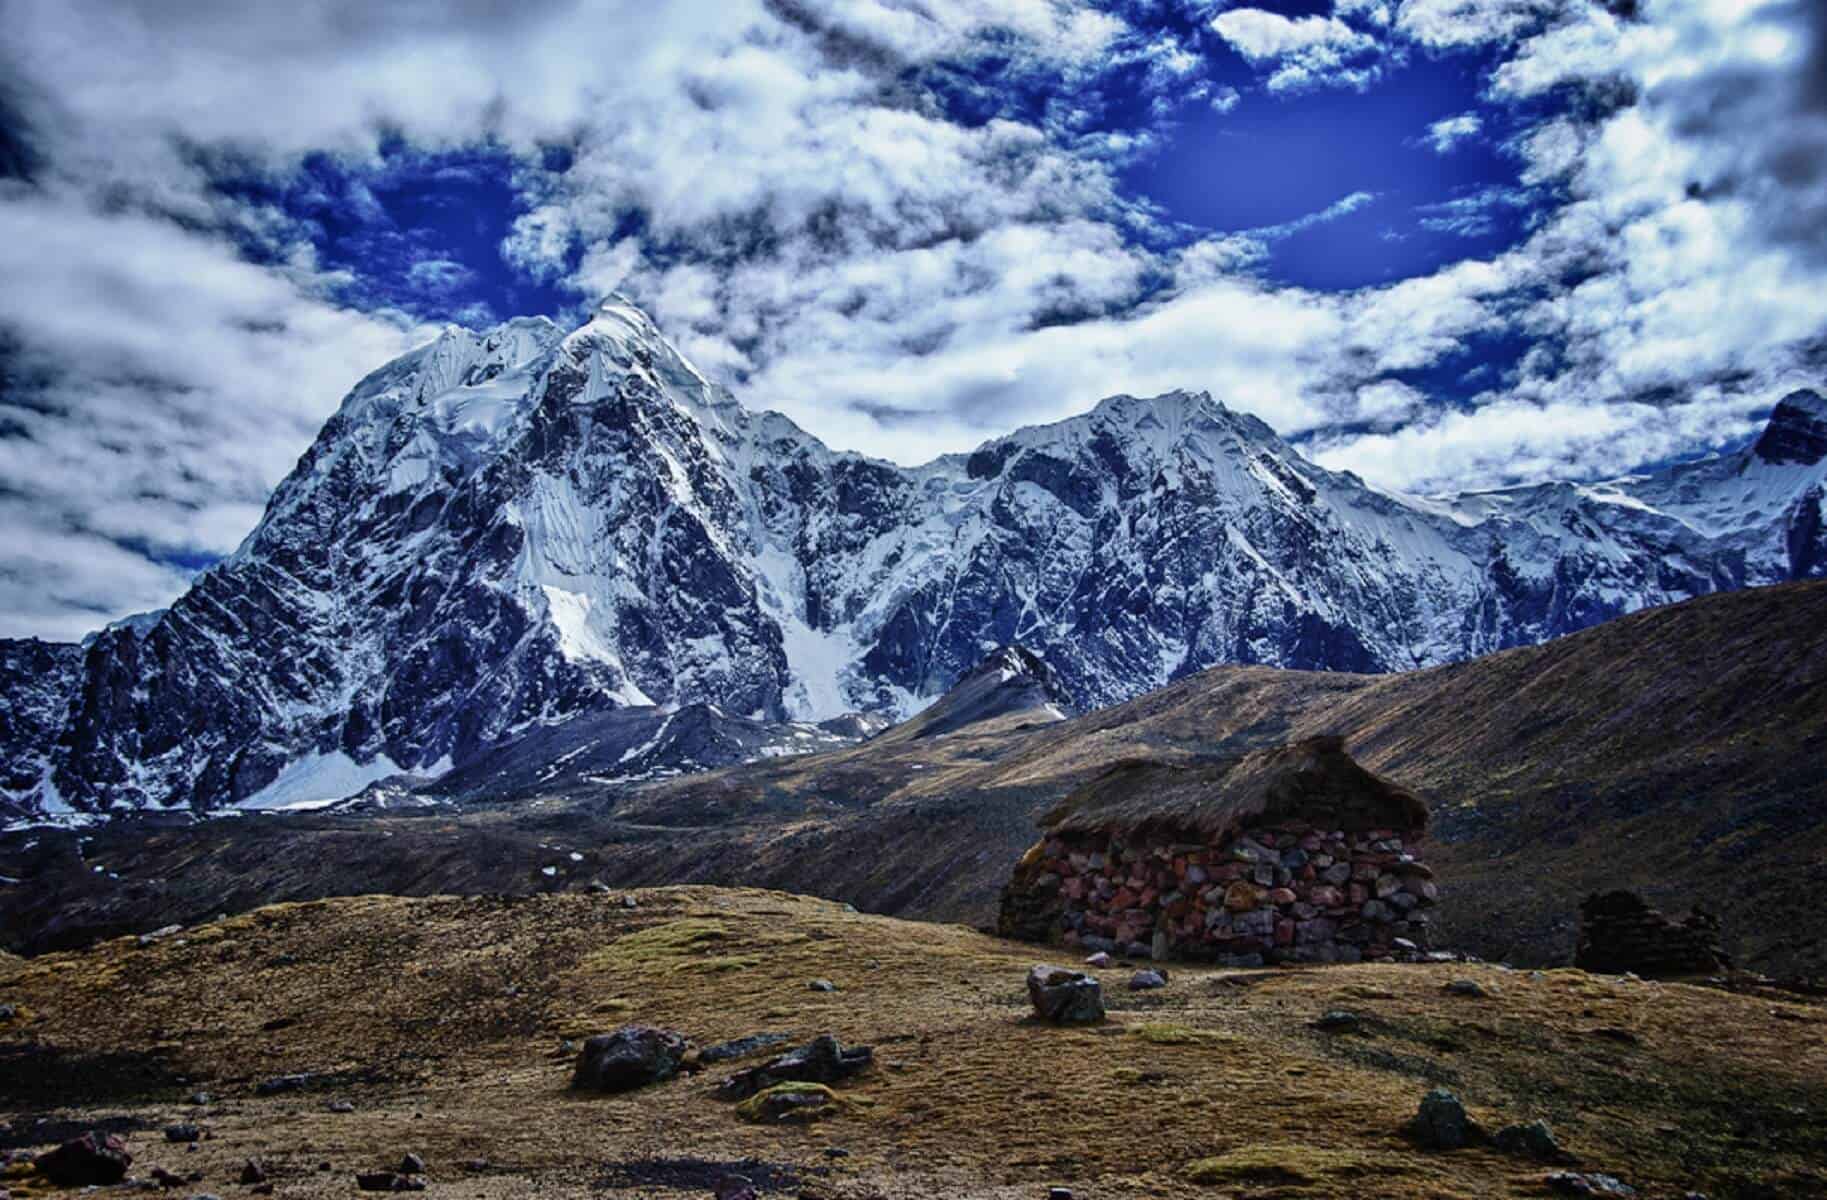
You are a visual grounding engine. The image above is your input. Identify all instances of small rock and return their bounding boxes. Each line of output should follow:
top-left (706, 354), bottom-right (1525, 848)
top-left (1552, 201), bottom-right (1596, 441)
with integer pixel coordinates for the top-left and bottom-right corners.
top-left (1310, 1010), bottom-right (1361, 1032)
top-left (355, 1171), bottom-right (425, 1192)
top-left (588, 881), bottom-right (612, 893)
top-left (255, 1073), bottom-right (313, 1095)
top-left (1026, 964), bottom-right (1105, 1025)
top-left (621, 894), bottom-right (639, 909)
top-left (326, 1099), bottom-right (356, 1113)
top-left (571, 1026), bottom-right (690, 1093)
top-left (239, 1159), bottom-right (268, 1185)
top-left (397, 1153), bottom-right (426, 1175)
top-left (151, 1166), bottom-right (187, 1188)
top-left (1128, 969), bottom-right (1167, 991)
top-left (1082, 952), bottom-right (1111, 968)
top-left (716, 1172), bottom-right (760, 1200)
top-left (460, 1159), bottom-right (489, 1172)
top-left (1547, 1171), bottom-right (1636, 1196)
top-left (808, 979), bottom-right (837, 992)
top-left (164, 1123), bottom-right (202, 1143)
top-left (1049, 1189), bottom-right (1074, 1200)
top-left (823, 1147), bottom-right (850, 1159)
top-left (1495, 1120), bottom-right (1565, 1162)
top-left (1408, 1088), bottom-right (1473, 1150)
top-left (699, 1032), bottom-right (793, 1064)
top-left (33, 1132), bottom-right (133, 1186)
top-left (187, 1091), bottom-right (212, 1106)
top-left (0, 1003), bottom-right (15, 1021)
top-left (735, 1081), bottom-right (840, 1124)
top-left (715, 1034), bottom-right (874, 1101)
top-left (1443, 979), bottom-right (1488, 998)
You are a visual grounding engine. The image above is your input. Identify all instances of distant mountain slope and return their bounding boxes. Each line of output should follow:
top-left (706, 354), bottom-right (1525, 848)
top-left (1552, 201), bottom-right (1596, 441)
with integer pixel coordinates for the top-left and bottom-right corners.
top-left (7, 584), bottom-right (1824, 978)
top-left (3, 293), bottom-right (1823, 818)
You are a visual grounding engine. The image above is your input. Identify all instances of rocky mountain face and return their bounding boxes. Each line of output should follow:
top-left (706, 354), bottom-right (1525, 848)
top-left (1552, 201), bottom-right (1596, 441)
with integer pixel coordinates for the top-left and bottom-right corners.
top-left (3, 296), bottom-right (1824, 818)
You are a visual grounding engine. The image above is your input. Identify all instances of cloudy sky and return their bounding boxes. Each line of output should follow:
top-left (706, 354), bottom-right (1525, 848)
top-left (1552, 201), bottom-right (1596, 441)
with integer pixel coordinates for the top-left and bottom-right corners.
top-left (2, 0), bottom-right (1825, 641)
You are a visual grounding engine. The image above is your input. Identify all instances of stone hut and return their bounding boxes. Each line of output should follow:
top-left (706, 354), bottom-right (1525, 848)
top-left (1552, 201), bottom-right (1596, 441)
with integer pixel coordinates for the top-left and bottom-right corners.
top-left (998, 737), bottom-right (1437, 966)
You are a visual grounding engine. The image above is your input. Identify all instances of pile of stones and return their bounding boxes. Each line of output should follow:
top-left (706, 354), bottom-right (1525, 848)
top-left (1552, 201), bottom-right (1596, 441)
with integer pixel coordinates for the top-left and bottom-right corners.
top-left (1574, 891), bottom-right (1729, 978)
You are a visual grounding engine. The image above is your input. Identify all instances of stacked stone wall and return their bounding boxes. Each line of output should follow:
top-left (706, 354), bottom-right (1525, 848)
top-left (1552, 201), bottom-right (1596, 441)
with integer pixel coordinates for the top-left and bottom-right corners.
top-left (1000, 820), bottom-right (1437, 966)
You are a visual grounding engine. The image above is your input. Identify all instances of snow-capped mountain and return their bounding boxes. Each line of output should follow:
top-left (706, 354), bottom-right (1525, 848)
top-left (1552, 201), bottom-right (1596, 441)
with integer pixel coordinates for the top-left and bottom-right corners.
top-left (4, 296), bottom-right (1823, 818)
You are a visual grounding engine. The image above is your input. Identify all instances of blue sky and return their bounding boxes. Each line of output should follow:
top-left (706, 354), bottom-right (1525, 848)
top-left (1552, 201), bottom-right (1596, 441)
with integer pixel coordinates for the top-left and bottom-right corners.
top-left (1, 0), bottom-right (1825, 639)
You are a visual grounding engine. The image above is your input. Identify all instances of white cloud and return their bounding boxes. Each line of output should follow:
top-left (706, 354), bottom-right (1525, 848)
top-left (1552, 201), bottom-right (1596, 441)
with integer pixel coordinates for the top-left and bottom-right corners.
top-left (1424, 112), bottom-right (1484, 153)
top-left (1210, 8), bottom-right (1384, 92)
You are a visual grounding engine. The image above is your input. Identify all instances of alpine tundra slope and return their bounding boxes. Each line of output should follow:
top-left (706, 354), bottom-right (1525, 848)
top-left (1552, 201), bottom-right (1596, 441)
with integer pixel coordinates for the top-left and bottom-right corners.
top-left (2, 296), bottom-right (1823, 817)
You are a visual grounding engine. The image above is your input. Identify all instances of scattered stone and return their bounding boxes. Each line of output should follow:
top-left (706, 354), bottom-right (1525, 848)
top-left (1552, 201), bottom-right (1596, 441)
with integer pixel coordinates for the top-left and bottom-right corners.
top-left (1310, 1010), bottom-right (1361, 1032)
top-left (1587, 1026), bottom-right (1641, 1045)
top-left (326, 1100), bottom-right (356, 1113)
top-left (1049, 1189), bottom-right (1074, 1200)
top-left (255, 1073), bottom-right (314, 1095)
top-left (699, 1032), bottom-right (793, 1065)
top-left (355, 1171), bottom-right (425, 1192)
top-left (1495, 1120), bottom-right (1566, 1162)
top-left (1128, 969), bottom-right (1167, 991)
top-left (137, 924), bottom-right (183, 947)
top-left (621, 895), bottom-right (639, 909)
top-left (1547, 1171), bottom-right (1636, 1196)
top-left (823, 1147), bottom-right (850, 1158)
top-left (571, 1026), bottom-right (691, 1093)
top-left (33, 1132), bottom-right (133, 1186)
top-left (808, 979), bottom-right (837, 992)
top-left (151, 1166), bottom-right (187, 1188)
top-left (398, 1153), bottom-right (426, 1175)
top-left (735, 1081), bottom-right (841, 1124)
top-left (715, 1035), bottom-right (874, 1101)
top-left (164, 1123), bottom-right (202, 1143)
top-left (1026, 964), bottom-right (1106, 1025)
top-left (187, 1091), bottom-right (212, 1106)
top-left (239, 1159), bottom-right (268, 1185)
top-left (0, 1003), bottom-right (14, 1021)
top-left (716, 1172), bottom-right (760, 1200)
top-left (1407, 1088), bottom-right (1474, 1150)
top-left (1082, 951), bottom-right (1111, 968)
top-left (588, 880), bottom-right (613, 893)
top-left (460, 1159), bottom-right (490, 1172)
top-left (1443, 979), bottom-right (1488, 998)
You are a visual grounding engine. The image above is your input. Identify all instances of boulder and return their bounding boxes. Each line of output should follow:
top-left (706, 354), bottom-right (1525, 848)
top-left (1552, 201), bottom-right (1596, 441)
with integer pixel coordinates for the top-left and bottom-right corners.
top-left (34, 1133), bottom-right (133, 1186)
top-left (1026, 965), bottom-right (1106, 1025)
top-left (1128, 969), bottom-right (1167, 991)
top-left (571, 1026), bottom-right (690, 1093)
top-left (1408, 1088), bottom-right (1474, 1150)
top-left (715, 1034), bottom-right (874, 1101)
top-left (1495, 1120), bottom-right (1567, 1162)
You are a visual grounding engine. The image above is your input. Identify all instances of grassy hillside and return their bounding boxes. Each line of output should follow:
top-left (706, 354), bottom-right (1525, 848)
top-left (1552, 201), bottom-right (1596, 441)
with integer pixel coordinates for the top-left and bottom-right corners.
top-left (4, 583), bottom-right (1824, 975)
top-left (3, 888), bottom-right (1825, 1198)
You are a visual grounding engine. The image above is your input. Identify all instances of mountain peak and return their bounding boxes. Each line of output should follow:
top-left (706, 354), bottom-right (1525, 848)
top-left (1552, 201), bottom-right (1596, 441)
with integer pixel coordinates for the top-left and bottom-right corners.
top-left (1752, 388), bottom-right (1827, 465)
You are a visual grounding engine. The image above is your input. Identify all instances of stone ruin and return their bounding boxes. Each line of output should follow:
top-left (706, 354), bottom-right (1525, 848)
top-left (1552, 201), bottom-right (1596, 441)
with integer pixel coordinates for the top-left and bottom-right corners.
top-left (999, 738), bottom-right (1438, 966)
top-left (1574, 890), bottom-right (1730, 978)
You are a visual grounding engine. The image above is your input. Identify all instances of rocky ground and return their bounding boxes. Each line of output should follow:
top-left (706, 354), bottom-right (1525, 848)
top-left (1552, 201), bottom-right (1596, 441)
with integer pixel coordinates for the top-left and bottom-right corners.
top-left (4, 886), bottom-right (1826, 1199)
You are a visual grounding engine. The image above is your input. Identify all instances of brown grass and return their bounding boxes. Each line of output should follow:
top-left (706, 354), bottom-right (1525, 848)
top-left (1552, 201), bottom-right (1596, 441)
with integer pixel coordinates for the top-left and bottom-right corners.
top-left (3, 886), bottom-right (1826, 1198)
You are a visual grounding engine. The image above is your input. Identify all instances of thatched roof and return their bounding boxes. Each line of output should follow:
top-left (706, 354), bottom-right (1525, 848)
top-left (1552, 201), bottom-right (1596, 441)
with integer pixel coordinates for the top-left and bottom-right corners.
top-left (1040, 736), bottom-right (1426, 840)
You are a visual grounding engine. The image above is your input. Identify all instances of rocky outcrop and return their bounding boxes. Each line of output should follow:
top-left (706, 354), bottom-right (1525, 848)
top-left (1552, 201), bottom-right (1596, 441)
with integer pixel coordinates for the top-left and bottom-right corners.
top-left (1003, 823), bottom-right (1437, 966)
top-left (1574, 891), bottom-right (1729, 977)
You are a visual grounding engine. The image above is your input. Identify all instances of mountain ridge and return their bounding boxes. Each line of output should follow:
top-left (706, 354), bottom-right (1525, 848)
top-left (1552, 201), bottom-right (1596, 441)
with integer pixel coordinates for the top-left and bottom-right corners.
top-left (3, 296), bottom-right (1823, 818)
